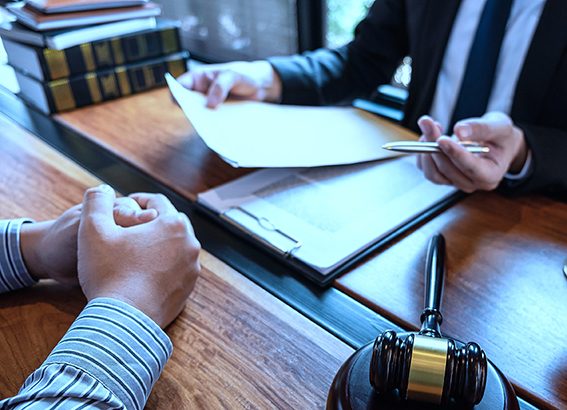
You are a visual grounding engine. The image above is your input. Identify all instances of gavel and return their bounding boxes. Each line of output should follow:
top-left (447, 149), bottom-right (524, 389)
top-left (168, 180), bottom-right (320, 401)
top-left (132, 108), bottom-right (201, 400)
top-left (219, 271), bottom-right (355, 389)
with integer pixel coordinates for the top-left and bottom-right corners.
top-left (369, 234), bottom-right (487, 406)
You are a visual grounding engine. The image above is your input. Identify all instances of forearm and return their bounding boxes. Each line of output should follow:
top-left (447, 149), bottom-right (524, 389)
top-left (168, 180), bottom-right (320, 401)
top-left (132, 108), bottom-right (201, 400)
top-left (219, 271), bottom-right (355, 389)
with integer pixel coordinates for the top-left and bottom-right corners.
top-left (0, 219), bottom-right (38, 293)
top-left (1, 297), bottom-right (172, 409)
top-left (268, 47), bottom-right (363, 105)
top-left (268, 0), bottom-right (408, 106)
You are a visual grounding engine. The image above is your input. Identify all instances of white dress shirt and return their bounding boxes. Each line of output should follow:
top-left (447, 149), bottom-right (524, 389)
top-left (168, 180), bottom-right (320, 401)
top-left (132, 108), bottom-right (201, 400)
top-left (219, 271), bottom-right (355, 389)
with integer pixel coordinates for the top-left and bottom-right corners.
top-left (429, 0), bottom-right (546, 180)
top-left (430, 0), bottom-right (547, 133)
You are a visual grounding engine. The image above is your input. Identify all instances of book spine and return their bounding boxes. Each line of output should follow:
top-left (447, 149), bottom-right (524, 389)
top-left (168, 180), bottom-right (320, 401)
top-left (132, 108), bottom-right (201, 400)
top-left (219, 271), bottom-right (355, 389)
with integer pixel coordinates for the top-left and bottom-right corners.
top-left (41, 26), bottom-right (182, 81)
top-left (44, 52), bottom-right (188, 113)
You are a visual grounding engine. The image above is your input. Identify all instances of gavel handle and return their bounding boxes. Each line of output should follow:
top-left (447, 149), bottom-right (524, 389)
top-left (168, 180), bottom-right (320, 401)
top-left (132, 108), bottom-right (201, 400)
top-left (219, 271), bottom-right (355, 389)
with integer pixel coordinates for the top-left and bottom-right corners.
top-left (425, 234), bottom-right (445, 311)
top-left (420, 234), bottom-right (446, 336)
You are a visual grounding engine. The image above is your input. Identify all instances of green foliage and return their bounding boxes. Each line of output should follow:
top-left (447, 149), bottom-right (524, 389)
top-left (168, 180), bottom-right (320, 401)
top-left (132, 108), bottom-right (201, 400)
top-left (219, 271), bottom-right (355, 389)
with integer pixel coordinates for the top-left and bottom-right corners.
top-left (326, 0), bottom-right (374, 48)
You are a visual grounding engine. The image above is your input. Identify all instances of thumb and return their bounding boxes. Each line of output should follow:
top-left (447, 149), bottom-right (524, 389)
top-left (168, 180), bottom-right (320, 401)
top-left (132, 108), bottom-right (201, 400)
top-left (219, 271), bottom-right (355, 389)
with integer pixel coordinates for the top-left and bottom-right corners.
top-left (177, 71), bottom-right (194, 90)
top-left (206, 71), bottom-right (237, 108)
top-left (81, 185), bottom-right (117, 230)
top-left (453, 113), bottom-right (511, 142)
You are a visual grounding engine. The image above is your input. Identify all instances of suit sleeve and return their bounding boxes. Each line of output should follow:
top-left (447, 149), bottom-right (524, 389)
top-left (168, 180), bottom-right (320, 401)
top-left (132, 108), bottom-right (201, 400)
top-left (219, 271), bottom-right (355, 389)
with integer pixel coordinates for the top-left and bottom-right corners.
top-left (501, 123), bottom-right (567, 198)
top-left (268, 0), bottom-right (409, 106)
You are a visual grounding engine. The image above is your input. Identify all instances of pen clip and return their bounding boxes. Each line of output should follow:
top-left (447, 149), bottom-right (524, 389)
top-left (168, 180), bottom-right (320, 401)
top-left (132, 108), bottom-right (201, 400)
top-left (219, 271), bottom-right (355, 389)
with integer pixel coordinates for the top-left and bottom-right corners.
top-left (221, 206), bottom-right (303, 256)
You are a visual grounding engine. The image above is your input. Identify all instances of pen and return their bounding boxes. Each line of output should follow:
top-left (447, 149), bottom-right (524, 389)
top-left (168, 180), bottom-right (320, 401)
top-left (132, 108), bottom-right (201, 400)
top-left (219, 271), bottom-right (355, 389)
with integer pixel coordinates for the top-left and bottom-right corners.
top-left (382, 140), bottom-right (490, 154)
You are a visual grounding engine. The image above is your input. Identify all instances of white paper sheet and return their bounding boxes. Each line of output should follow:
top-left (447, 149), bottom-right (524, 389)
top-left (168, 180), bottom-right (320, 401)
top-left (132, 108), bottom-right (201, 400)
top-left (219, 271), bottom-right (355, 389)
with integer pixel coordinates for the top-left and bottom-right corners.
top-left (166, 73), bottom-right (418, 168)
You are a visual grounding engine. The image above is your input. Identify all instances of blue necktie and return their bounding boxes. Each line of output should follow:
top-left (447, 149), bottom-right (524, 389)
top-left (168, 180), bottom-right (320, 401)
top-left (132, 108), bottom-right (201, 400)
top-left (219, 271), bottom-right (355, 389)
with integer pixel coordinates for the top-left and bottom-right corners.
top-left (449, 0), bottom-right (514, 129)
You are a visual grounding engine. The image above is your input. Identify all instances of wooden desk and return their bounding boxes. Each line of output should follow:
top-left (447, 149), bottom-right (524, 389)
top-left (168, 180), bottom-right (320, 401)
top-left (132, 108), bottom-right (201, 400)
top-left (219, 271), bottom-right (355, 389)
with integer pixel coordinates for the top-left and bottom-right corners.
top-left (51, 89), bottom-right (567, 410)
top-left (56, 88), bottom-right (251, 200)
top-left (337, 193), bottom-right (567, 409)
top-left (0, 113), bottom-right (353, 408)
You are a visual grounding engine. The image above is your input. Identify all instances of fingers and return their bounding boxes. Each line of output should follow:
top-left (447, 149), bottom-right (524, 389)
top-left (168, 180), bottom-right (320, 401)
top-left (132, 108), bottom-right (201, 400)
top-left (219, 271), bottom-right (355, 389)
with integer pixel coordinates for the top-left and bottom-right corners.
top-left (429, 138), bottom-right (478, 192)
top-left (177, 68), bottom-right (217, 94)
top-left (437, 137), bottom-right (499, 190)
top-left (113, 197), bottom-right (158, 227)
top-left (420, 154), bottom-right (452, 185)
top-left (206, 70), bottom-right (238, 108)
top-left (129, 193), bottom-right (177, 216)
top-left (418, 115), bottom-right (443, 142)
top-left (81, 185), bottom-right (117, 229)
top-left (417, 116), bottom-right (451, 185)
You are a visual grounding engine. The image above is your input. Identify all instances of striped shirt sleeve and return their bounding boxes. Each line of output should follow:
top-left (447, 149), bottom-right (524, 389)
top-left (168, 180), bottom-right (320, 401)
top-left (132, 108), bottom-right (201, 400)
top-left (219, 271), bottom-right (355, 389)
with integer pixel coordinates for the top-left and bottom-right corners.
top-left (0, 298), bottom-right (173, 410)
top-left (0, 219), bottom-right (38, 293)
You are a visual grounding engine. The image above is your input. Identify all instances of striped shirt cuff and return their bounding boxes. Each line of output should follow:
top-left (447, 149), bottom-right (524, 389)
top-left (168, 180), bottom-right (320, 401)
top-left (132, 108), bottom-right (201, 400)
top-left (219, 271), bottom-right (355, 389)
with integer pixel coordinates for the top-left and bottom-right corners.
top-left (42, 297), bottom-right (173, 410)
top-left (0, 219), bottom-right (38, 293)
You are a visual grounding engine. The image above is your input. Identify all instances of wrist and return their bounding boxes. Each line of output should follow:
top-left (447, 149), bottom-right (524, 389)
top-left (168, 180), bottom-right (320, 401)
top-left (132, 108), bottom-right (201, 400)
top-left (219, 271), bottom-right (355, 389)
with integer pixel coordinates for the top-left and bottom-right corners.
top-left (257, 61), bottom-right (282, 103)
top-left (508, 126), bottom-right (528, 174)
top-left (20, 221), bottom-right (51, 280)
top-left (85, 286), bottom-right (168, 329)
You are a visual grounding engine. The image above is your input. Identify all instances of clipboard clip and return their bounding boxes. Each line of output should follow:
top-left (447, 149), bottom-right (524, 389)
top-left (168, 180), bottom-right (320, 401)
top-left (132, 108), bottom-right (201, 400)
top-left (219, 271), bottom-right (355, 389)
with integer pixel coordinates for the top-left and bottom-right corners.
top-left (221, 206), bottom-right (303, 256)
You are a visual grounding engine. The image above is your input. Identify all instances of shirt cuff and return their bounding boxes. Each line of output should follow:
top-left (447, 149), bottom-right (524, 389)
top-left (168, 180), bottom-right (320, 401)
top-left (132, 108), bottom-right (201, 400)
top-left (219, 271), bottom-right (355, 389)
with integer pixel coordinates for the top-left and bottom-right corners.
top-left (505, 150), bottom-right (533, 181)
top-left (0, 218), bottom-right (38, 293)
top-left (42, 297), bottom-right (173, 410)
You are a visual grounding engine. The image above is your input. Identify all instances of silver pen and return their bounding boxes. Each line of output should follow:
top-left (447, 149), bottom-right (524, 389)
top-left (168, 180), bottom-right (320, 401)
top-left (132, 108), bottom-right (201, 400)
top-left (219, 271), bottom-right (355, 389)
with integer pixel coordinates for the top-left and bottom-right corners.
top-left (383, 140), bottom-right (490, 154)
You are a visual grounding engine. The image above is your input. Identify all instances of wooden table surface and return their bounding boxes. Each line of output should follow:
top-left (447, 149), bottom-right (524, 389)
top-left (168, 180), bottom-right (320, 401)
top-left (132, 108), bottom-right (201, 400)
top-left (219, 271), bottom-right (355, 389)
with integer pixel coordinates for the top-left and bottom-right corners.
top-left (0, 112), bottom-right (353, 408)
top-left (336, 193), bottom-right (567, 409)
top-left (54, 88), bottom-right (567, 410)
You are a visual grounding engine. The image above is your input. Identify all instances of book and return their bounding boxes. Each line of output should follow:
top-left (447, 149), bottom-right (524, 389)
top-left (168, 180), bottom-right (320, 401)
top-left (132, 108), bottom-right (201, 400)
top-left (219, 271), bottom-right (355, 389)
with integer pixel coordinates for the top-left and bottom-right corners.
top-left (7, 2), bottom-right (161, 31)
top-left (27, 0), bottom-right (149, 14)
top-left (3, 19), bottom-right (181, 81)
top-left (15, 50), bottom-right (189, 114)
top-left (0, 17), bottom-right (156, 50)
top-left (197, 157), bottom-right (458, 286)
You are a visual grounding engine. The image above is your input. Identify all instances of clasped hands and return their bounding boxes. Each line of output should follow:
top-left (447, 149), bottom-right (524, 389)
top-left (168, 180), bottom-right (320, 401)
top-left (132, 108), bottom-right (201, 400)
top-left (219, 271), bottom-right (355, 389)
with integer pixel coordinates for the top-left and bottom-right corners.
top-left (20, 186), bottom-right (201, 329)
top-left (416, 112), bottom-right (529, 193)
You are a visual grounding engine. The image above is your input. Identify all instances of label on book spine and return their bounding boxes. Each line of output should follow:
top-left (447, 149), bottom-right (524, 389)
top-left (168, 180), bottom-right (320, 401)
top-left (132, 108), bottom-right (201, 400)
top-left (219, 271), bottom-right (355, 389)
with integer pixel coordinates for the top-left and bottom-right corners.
top-left (43, 49), bottom-right (70, 79)
top-left (44, 52), bottom-right (188, 113)
top-left (49, 79), bottom-right (76, 112)
top-left (40, 26), bottom-right (182, 81)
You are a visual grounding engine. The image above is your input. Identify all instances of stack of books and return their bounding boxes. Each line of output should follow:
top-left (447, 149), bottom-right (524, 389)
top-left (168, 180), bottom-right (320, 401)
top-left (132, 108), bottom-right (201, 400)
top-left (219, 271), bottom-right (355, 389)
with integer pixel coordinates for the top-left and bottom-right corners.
top-left (0, 0), bottom-right (189, 114)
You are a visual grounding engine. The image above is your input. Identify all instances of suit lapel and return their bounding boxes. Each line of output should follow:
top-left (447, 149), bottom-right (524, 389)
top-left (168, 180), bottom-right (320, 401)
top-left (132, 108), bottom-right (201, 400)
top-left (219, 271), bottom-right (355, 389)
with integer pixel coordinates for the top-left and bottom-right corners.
top-left (512, 0), bottom-right (567, 121)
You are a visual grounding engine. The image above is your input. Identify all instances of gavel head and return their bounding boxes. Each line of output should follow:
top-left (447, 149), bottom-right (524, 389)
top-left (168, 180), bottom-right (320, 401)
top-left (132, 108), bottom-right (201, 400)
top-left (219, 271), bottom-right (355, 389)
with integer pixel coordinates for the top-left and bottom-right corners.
top-left (369, 330), bottom-right (487, 406)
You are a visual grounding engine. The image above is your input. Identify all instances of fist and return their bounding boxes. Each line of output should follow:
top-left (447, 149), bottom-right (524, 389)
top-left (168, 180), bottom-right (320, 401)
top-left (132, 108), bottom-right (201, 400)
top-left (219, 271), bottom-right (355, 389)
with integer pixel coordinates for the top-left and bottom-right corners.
top-left (20, 197), bottom-right (158, 285)
top-left (78, 186), bottom-right (201, 328)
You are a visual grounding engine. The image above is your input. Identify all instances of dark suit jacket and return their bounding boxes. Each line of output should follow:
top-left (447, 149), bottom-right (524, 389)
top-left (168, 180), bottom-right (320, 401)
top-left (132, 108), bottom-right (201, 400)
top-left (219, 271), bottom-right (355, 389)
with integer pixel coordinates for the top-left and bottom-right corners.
top-left (268, 0), bottom-right (567, 196)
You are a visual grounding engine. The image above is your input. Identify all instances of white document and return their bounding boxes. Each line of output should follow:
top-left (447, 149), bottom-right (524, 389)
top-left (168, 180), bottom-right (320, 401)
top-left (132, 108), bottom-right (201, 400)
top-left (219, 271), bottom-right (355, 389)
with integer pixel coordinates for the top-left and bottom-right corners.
top-left (198, 157), bottom-right (457, 275)
top-left (166, 73), bottom-right (418, 168)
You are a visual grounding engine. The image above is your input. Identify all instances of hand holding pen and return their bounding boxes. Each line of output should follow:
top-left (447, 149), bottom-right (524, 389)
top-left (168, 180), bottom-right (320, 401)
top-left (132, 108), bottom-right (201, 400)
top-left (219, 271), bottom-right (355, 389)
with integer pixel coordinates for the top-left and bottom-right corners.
top-left (394, 113), bottom-right (530, 193)
top-left (383, 140), bottom-right (490, 154)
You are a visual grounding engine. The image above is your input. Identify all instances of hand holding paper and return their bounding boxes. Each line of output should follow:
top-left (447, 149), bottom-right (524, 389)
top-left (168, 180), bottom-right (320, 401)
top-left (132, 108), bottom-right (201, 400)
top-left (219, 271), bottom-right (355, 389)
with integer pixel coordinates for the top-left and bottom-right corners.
top-left (166, 73), bottom-right (417, 168)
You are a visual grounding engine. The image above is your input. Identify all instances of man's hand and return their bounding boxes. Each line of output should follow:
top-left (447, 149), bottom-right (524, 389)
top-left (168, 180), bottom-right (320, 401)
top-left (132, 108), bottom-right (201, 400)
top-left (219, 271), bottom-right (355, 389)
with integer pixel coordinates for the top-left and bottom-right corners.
top-left (416, 112), bottom-right (529, 193)
top-left (177, 61), bottom-right (282, 108)
top-left (20, 197), bottom-right (157, 285)
top-left (78, 186), bottom-right (200, 329)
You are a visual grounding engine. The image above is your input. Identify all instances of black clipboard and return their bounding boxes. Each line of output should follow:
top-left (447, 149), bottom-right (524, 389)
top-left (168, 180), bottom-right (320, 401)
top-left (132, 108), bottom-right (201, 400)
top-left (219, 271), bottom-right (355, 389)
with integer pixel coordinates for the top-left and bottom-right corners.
top-left (195, 191), bottom-right (463, 287)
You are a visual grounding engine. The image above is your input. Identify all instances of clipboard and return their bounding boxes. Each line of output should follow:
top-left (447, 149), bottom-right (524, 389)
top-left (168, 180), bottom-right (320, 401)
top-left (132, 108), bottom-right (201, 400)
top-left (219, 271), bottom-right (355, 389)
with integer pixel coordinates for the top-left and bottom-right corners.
top-left (196, 158), bottom-right (462, 287)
